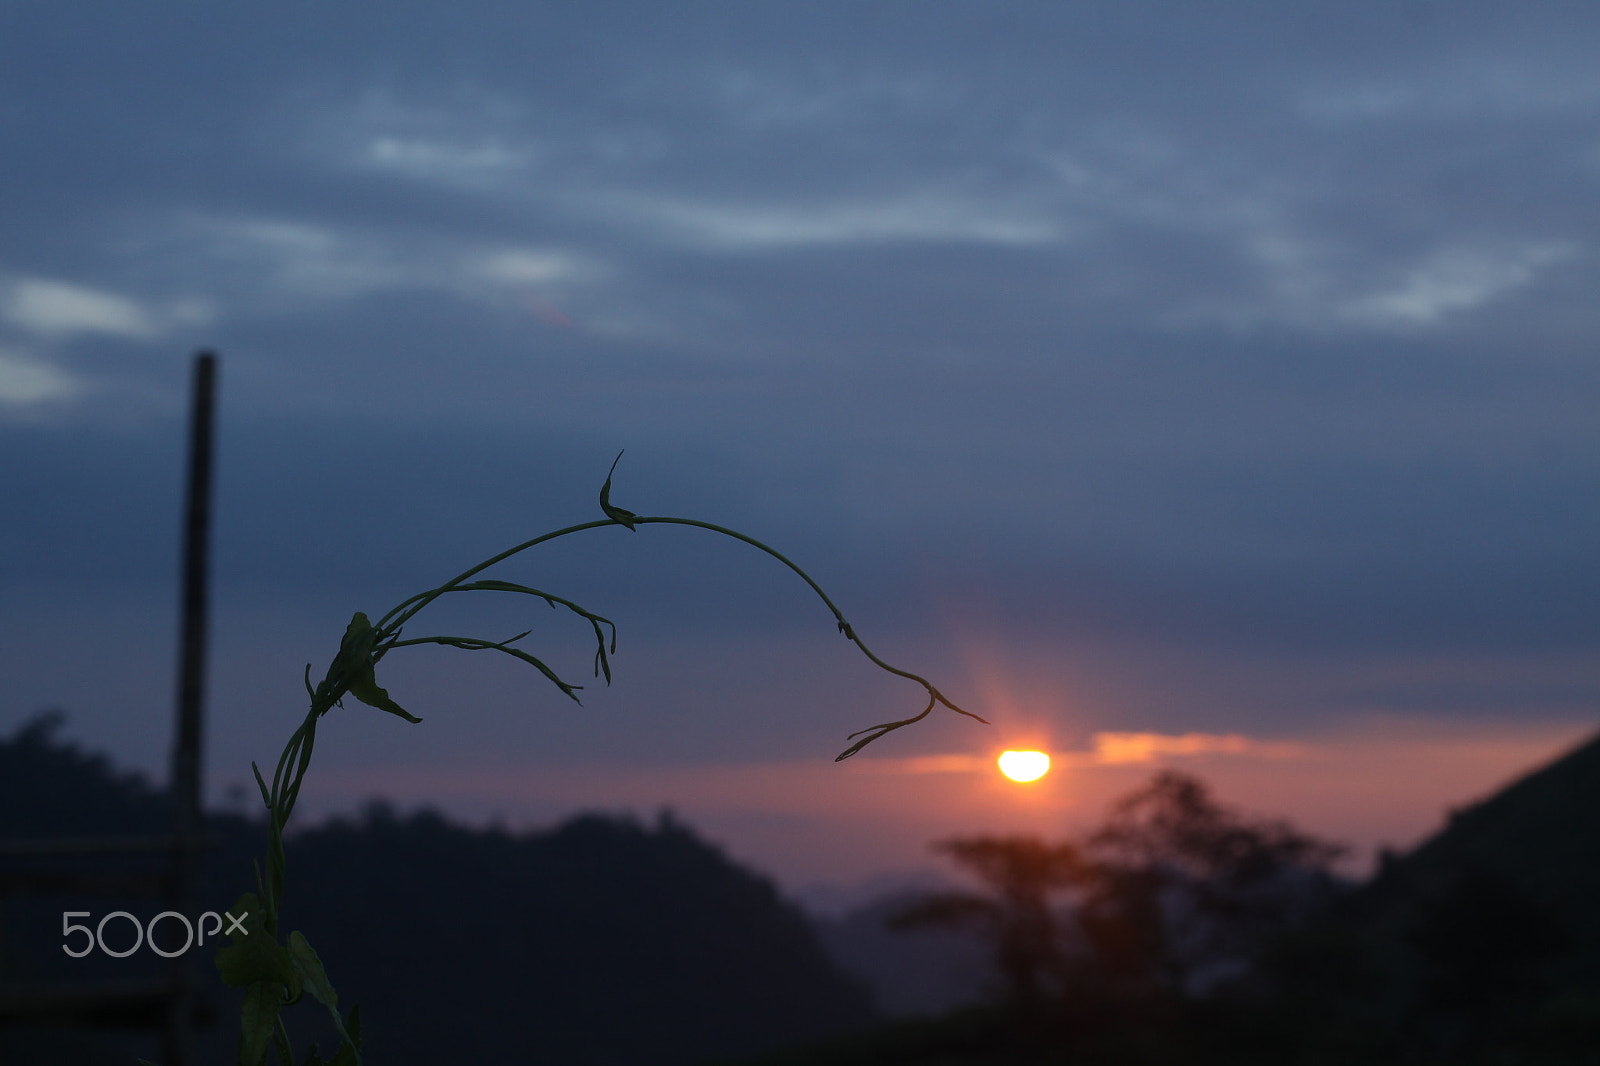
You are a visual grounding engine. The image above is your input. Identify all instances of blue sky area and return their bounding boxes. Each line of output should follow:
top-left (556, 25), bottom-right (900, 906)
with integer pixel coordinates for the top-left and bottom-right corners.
top-left (2, 2), bottom-right (1596, 896)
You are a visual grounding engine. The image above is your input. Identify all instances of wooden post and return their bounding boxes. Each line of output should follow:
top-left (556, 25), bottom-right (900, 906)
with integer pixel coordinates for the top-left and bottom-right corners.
top-left (166, 351), bottom-right (217, 1066)
top-left (0, 354), bottom-right (222, 1061)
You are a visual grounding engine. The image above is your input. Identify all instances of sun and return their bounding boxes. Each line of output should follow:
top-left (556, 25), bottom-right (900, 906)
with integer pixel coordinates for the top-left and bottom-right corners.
top-left (997, 749), bottom-right (1051, 782)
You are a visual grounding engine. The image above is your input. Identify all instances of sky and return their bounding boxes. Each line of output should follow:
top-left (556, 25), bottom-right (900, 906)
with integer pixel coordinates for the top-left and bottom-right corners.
top-left (2, 2), bottom-right (1597, 904)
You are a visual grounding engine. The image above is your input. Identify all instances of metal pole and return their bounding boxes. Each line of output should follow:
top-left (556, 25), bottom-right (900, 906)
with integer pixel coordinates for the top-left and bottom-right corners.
top-left (166, 351), bottom-right (217, 1066)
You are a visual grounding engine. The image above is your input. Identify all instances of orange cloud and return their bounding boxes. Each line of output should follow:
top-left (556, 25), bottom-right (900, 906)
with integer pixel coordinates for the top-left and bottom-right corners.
top-left (845, 732), bottom-right (1306, 774)
top-left (1089, 731), bottom-right (1308, 764)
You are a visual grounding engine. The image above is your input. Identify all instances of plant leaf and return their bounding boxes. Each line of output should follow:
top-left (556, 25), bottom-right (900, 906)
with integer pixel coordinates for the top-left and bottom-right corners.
top-left (389, 634), bottom-right (584, 703)
top-left (345, 668), bottom-right (421, 723)
top-left (289, 930), bottom-right (362, 1061)
top-left (425, 581), bottom-right (620, 684)
top-left (237, 980), bottom-right (282, 1066)
top-left (450, 579), bottom-right (551, 596)
top-left (599, 450), bottom-right (639, 530)
top-left (322, 1004), bottom-right (364, 1066)
top-left (216, 894), bottom-right (301, 1003)
top-left (271, 1016), bottom-right (294, 1066)
top-left (287, 931), bottom-right (337, 1008)
top-left (337, 612), bottom-right (422, 723)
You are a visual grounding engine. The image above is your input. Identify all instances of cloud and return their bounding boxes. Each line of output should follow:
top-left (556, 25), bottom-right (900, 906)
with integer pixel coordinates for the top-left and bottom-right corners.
top-left (254, 716), bottom-right (1596, 888)
top-left (166, 214), bottom-right (597, 311)
top-left (1301, 67), bottom-right (1600, 123)
top-left (1087, 732), bottom-right (1308, 765)
top-left (0, 348), bottom-right (81, 405)
top-left (3, 279), bottom-right (158, 339)
top-left (299, 85), bottom-right (544, 194)
top-left (1341, 242), bottom-right (1577, 327)
top-left (1170, 235), bottom-right (1584, 336)
top-left (710, 66), bottom-right (961, 131)
top-left (180, 217), bottom-right (395, 299)
top-left (851, 733), bottom-right (1307, 774)
top-left (593, 189), bottom-right (1065, 251)
top-left (0, 277), bottom-right (212, 341)
top-left (472, 249), bottom-right (589, 286)
top-left (364, 134), bottom-right (531, 188)
top-left (0, 3), bottom-right (1594, 720)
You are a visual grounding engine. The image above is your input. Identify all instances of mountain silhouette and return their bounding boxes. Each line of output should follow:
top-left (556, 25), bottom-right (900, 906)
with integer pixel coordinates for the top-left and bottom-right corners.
top-left (723, 729), bottom-right (1600, 1064)
top-left (1368, 725), bottom-right (1600, 976)
top-left (1348, 725), bottom-right (1600, 1052)
top-left (0, 711), bottom-right (877, 1064)
top-left (281, 801), bottom-right (877, 1064)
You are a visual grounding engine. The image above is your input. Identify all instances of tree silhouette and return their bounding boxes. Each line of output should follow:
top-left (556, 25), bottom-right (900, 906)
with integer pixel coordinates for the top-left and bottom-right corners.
top-left (888, 837), bottom-right (1087, 1006)
top-left (1090, 770), bottom-right (1344, 885)
top-left (892, 772), bottom-right (1346, 1007)
top-left (1084, 770), bottom-right (1346, 995)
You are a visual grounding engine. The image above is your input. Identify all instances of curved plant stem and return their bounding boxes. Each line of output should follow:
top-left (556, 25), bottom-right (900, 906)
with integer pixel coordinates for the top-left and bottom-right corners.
top-left (627, 515), bottom-right (986, 759)
top-left (224, 456), bottom-right (983, 1066)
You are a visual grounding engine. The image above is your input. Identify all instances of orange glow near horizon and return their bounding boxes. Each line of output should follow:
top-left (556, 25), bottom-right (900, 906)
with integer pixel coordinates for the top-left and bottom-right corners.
top-left (998, 749), bottom-right (1051, 782)
top-left (287, 717), bottom-right (1597, 889)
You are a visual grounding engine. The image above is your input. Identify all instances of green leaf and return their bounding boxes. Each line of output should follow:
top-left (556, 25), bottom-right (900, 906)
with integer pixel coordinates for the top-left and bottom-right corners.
top-left (237, 980), bottom-right (282, 1066)
top-left (216, 894), bottom-right (301, 1003)
top-left (599, 450), bottom-right (639, 530)
top-left (390, 633), bottom-right (584, 703)
top-left (287, 932), bottom-right (364, 1065)
top-left (345, 666), bottom-right (420, 723)
top-left (271, 1017), bottom-right (294, 1066)
top-left (324, 1004), bottom-right (364, 1066)
top-left (332, 612), bottom-right (376, 676)
top-left (337, 612), bottom-right (422, 723)
top-left (287, 931), bottom-right (337, 1009)
top-left (450, 578), bottom-right (549, 595)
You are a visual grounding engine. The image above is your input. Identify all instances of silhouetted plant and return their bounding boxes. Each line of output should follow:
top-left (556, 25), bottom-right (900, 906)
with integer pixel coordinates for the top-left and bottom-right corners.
top-left (894, 771), bottom-right (1345, 1011)
top-left (889, 837), bottom-right (1087, 1006)
top-left (195, 455), bottom-right (982, 1066)
top-left (1083, 770), bottom-right (1345, 996)
top-left (1089, 770), bottom-right (1344, 887)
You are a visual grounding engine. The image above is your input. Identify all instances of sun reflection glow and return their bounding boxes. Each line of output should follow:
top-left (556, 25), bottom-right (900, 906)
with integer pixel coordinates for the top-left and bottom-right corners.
top-left (997, 750), bottom-right (1051, 782)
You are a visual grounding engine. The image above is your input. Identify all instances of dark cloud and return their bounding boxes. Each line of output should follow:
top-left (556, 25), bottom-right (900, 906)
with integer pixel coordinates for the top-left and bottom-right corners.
top-left (3, 1), bottom-right (1596, 800)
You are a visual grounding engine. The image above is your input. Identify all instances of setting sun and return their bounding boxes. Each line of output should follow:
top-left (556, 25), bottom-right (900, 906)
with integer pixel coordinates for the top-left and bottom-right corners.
top-left (997, 750), bottom-right (1051, 782)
